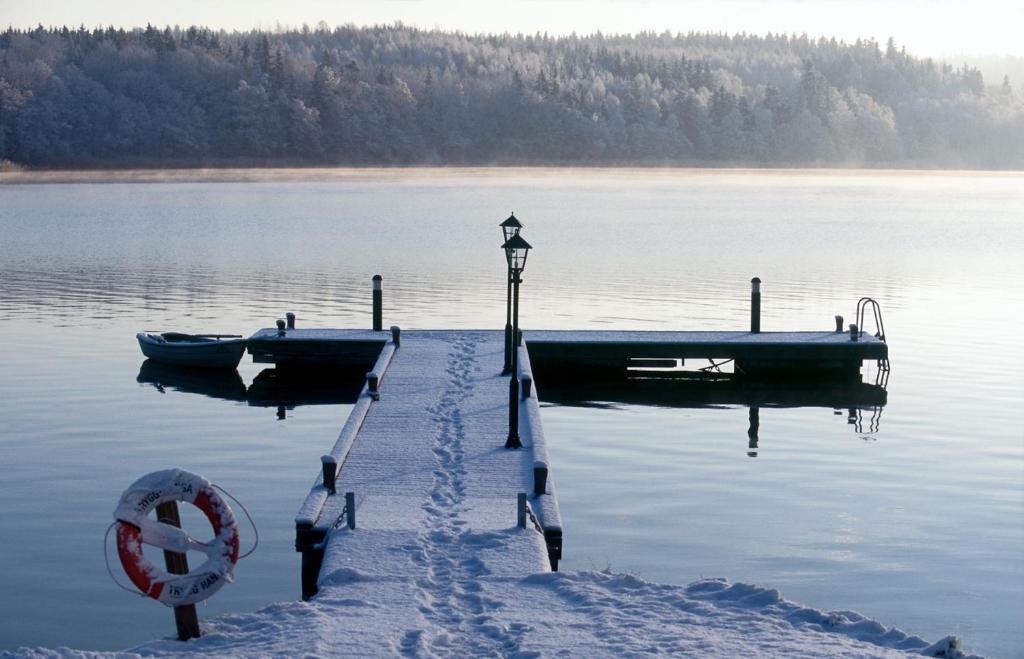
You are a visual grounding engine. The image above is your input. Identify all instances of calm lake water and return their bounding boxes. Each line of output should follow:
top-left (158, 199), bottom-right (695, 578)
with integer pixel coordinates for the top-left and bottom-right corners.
top-left (0, 168), bottom-right (1022, 657)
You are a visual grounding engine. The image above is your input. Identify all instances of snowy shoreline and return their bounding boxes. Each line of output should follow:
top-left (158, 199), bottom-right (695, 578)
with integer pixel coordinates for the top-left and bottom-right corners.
top-left (7, 571), bottom-right (978, 658)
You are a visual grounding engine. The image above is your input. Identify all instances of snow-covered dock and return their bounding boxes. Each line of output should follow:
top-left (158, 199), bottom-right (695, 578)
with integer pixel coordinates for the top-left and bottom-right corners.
top-left (525, 329), bottom-right (888, 378)
top-left (292, 330), bottom-right (562, 600)
top-left (244, 318), bottom-right (889, 604)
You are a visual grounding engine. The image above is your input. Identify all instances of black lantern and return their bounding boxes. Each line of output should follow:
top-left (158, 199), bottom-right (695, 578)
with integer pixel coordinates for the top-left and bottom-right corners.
top-left (500, 214), bottom-right (525, 375)
top-left (502, 233), bottom-right (532, 272)
top-left (500, 212), bottom-right (523, 243)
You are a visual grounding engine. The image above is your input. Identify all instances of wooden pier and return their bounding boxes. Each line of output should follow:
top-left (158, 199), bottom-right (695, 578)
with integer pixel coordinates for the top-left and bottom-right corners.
top-left (251, 322), bottom-right (886, 598)
top-left (244, 276), bottom-right (890, 598)
top-left (287, 329), bottom-right (562, 600)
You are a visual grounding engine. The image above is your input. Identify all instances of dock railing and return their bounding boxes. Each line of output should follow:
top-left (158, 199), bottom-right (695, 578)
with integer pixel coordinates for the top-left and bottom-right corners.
top-left (294, 328), bottom-right (400, 599)
top-left (516, 340), bottom-right (564, 570)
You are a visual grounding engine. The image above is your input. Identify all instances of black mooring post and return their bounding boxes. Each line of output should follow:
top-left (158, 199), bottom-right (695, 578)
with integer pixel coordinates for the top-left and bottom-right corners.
top-left (750, 277), bottom-right (761, 333)
top-left (300, 547), bottom-right (324, 601)
top-left (345, 492), bottom-right (356, 530)
top-left (321, 455), bottom-right (337, 495)
top-left (286, 312), bottom-right (296, 329)
top-left (155, 501), bottom-right (201, 640)
top-left (835, 315), bottom-right (844, 333)
top-left (747, 406), bottom-right (760, 457)
top-left (276, 318), bottom-right (287, 336)
top-left (372, 275), bottom-right (383, 331)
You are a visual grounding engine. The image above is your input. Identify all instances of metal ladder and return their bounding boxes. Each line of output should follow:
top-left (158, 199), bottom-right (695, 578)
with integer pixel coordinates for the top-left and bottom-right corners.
top-left (856, 297), bottom-right (890, 387)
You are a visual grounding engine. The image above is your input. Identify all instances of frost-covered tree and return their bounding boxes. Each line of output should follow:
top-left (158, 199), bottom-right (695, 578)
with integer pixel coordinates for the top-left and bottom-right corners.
top-left (0, 24), bottom-right (1020, 168)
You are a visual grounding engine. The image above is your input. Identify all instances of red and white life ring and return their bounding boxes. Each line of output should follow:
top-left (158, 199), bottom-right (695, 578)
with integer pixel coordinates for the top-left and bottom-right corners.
top-left (113, 469), bottom-right (240, 607)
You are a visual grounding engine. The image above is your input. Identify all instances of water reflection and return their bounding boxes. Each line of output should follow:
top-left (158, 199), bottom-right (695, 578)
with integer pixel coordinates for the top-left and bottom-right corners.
top-left (539, 374), bottom-right (887, 455)
top-left (539, 375), bottom-right (887, 410)
top-left (136, 361), bottom-right (363, 415)
top-left (137, 360), bottom-right (247, 400)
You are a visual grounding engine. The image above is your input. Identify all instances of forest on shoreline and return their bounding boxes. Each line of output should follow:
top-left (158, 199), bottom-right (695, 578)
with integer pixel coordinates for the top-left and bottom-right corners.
top-left (1, 24), bottom-right (1022, 169)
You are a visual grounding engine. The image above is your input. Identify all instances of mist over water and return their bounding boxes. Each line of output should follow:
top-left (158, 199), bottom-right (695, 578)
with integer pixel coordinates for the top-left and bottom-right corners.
top-left (0, 168), bottom-right (1021, 656)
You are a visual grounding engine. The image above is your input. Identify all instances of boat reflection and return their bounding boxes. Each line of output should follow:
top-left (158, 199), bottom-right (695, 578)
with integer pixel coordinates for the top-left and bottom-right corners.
top-left (136, 361), bottom-right (362, 415)
top-left (137, 360), bottom-right (247, 401)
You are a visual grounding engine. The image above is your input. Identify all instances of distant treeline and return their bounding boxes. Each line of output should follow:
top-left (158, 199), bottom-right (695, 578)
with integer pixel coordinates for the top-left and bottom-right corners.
top-left (1, 24), bottom-right (1022, 168)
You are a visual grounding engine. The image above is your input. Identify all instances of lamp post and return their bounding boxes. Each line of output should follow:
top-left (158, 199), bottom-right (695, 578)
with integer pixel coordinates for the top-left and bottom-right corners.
top-left (502, 232), bottom-right (531, 449)
top-left (500, 212), bottom-right (523, 374)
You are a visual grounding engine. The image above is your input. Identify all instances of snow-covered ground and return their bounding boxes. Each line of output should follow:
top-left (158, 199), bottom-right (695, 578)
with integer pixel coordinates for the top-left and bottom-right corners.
top-left (6, 568), bottom-right (976, 658)
top-left (5, 332), bottom-right (979, 658)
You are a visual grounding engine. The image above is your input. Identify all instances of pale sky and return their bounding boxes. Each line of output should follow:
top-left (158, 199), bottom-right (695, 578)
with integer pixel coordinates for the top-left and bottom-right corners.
top-left (2, 0), bottom-right (1022, 58)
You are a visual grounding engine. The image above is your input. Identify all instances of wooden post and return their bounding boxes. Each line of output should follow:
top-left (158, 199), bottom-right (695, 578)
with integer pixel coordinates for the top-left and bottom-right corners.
top-left (300, 546), bottom-right (324, 601)
top-left (321, 455), bottom-right (337, 495)
top-left (835, 315), bottom-right (844, 333)
top-left (517, 493), bottom-right (527, 528)
top-left (345, 492), bottom-right (356, 530)
top-left (533, 463), bottom-right (548, 496)
top-left (390, 325), bottom-right (401, 347)
top-left (155, 501), bottom-right (201, 641)
top-left (747, 406), bottom-right (760, 458)
top-left (849, 323), bottom-right (859, 341)
top-left (750, 277), bottom-right (761, 333)
top-left (372, 275), bottom-right (383, 331)
top-left (286, 312), bottom-right (296, 329)
top-left (366, 373), bottom-right (379, 399)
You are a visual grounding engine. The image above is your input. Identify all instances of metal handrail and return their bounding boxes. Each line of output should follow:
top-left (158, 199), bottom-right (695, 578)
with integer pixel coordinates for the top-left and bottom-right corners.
top-left (856, 297), bottom-right (887, 342)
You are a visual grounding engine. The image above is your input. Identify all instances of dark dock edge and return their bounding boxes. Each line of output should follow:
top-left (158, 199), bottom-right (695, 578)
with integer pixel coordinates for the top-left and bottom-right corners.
top-left (518, 341), bottom-right (563, 571)
top-left (293, 331), bottom-right (400, 600)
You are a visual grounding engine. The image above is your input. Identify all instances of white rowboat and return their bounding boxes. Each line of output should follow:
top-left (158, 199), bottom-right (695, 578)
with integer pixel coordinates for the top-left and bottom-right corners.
top-left (136, 332), bottom-right (247, 369)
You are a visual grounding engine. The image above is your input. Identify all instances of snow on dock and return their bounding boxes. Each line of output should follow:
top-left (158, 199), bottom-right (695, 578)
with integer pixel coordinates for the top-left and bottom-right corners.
top-left (294, 330), bottom-right (562, 601)
top-left (524, 329), bottom-right (887, 377)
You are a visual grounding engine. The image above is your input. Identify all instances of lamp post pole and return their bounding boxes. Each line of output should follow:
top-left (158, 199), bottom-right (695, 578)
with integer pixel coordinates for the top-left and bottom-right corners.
top-left (499, 213), bottom-right (522, 374)
top-left (504, 269), bottom-right (513, 374)
top-left (500, 231), bottom-right (531, 450)
top-left (506, 267), bottom-right (522, 448)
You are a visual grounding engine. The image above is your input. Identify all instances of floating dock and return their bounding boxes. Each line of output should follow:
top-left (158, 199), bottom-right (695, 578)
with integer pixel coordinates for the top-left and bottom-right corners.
top-left (525, 329), bottom-right (887, 378)
top-left (248, 318), bottom-right (887, 598)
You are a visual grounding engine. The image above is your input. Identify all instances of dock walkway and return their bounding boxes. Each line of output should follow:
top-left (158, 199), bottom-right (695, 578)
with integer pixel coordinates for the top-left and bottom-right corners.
top-left (294, 330), bottom-right (560, 611)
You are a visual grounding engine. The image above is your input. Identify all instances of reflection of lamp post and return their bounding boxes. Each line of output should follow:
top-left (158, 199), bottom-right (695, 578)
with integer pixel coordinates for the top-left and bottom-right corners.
top-left (500, 213), bottom-right (523, 374)
top-left (502, 232), bottom-right (532, 449)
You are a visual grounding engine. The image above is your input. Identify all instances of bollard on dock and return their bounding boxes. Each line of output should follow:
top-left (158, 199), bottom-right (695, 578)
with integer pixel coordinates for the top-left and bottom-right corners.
top-left (346, 492), bottom-right (356, 530)
top-left (321, 455), bottom-right (337, 495)
top-left (286, 312), bottom-right (296, 330)
top-left (372, 275), bottom-right (383, 331)
top-left (750, 277), bottom-right (761, 333)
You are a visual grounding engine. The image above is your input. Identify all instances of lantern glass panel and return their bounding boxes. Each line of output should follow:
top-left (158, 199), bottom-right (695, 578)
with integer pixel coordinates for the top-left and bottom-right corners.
top-left (500, 213), bottom-right (522, 243)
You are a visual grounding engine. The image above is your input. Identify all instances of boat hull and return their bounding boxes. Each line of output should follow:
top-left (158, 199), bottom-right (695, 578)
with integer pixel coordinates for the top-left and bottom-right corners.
top-left (136, 333), bottom-right (246, 369)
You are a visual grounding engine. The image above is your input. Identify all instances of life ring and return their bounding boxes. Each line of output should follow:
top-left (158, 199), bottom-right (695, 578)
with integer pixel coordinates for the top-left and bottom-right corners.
top-left (113, 468), bottom-right (240, 607)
